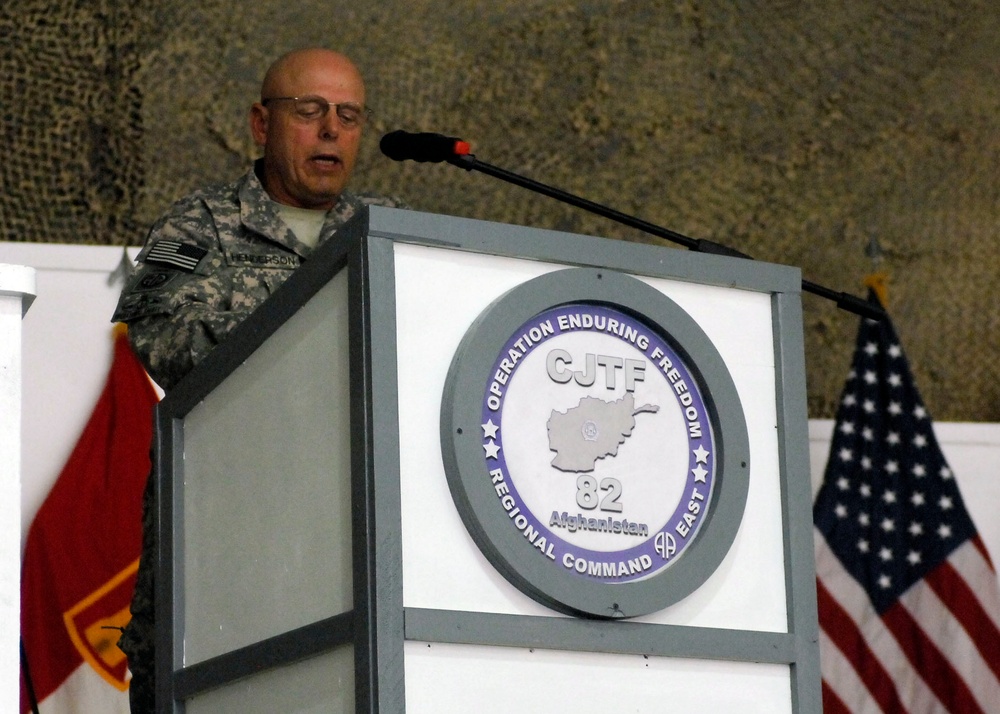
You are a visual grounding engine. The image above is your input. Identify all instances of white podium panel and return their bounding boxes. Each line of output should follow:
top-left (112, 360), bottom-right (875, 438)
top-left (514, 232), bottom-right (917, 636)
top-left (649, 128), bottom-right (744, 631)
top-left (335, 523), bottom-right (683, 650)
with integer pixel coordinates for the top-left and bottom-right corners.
top-left (403, 641), bottom-right (791, 714)
top-left (0, 264), bottom-right (35, 713)
top-left (394, 243), bottom-right (788, 632)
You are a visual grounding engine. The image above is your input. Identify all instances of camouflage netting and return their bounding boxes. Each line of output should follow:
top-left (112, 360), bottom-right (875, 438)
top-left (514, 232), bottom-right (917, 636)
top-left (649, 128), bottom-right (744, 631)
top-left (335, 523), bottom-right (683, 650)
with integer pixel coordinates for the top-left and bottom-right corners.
top-left (3, 0), bottom-right (999, 420)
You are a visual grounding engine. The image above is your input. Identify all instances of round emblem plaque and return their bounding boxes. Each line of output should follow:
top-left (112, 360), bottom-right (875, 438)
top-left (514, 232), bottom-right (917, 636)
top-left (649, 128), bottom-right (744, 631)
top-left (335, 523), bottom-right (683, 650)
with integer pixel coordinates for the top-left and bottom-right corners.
top-left (440, 268), bottom-right (750, 618)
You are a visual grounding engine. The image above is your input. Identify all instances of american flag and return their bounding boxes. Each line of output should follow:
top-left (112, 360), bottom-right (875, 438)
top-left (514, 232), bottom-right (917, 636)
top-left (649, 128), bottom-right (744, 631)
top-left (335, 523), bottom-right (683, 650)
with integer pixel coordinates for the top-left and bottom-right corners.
top-left (813, 293), bottom-right (1000, 713)
top-left (145, 239), bottom-right (207, 272)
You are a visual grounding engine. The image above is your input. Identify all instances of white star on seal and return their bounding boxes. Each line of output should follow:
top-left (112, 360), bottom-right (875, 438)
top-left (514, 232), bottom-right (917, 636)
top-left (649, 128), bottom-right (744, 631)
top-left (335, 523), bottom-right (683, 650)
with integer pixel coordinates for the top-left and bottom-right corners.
top-left (481, 419), bottom-right (499, 439)
top-left (692, 465), bottom-right (708, 483)
top-left (483, 440), bottom-right (501, 459)
top-left (693, 445), bottom-right (710, 464)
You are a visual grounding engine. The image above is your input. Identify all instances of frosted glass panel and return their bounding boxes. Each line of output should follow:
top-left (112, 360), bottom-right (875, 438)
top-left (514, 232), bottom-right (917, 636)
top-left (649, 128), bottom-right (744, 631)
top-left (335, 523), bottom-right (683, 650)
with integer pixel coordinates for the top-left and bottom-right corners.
top-left (182, 272), bottom-right (353, 664)
top-left (185, 646), bottom-right (354, 714)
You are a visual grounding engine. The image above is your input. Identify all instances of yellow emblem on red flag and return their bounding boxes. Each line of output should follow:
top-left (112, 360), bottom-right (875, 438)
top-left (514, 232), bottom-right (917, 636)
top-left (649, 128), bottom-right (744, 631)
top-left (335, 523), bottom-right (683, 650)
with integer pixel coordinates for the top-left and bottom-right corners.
top-left (62, 559), bottom-right (140, 691)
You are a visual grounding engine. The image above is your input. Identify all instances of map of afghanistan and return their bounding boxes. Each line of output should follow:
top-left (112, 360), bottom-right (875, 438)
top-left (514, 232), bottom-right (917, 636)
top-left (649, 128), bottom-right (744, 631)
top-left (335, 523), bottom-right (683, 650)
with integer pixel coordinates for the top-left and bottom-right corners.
top-left (547, 393), bottom-right (660, 473)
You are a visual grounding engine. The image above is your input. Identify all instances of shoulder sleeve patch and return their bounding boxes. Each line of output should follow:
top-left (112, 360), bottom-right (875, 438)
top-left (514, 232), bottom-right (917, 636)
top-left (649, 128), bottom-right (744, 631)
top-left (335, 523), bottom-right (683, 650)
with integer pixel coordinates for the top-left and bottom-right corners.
top-left (133, 270), bottom-right (179, 292)
top-left (111, 264), bottom-right (185, 322)
top-left (112, 292), bottom-right (172, 322)
top-left (144, 240), bottom-right (209, 273)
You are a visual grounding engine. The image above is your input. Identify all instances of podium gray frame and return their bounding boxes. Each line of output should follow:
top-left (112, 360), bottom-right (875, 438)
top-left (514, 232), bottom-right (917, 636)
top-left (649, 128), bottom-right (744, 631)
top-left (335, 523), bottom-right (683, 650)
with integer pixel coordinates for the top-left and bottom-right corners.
top-left (151, 206), bottom-right (820, 712)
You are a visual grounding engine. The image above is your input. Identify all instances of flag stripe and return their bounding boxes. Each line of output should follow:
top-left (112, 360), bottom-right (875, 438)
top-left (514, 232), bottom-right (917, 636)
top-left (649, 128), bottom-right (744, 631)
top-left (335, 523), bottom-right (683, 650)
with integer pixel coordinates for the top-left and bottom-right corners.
top-left (817, 535), bottom-right (945, 712)
top-left (949, 537), bottom-right (1000, 633)
top-left (821, 681), bottom-right (853, 714)
top-left (971, 535), bottom-right (996, 569)
top-left (921, 558), bottom-right (1000, 683)
top-left (898, 570), bottom-right (1000, 711)
top-left (881, 602), bottom-right (984, 714)
top-left (146, 252), bottom-right (199, 270)
top-left (817, 573), bottom-right (907, 712)
top-left (819, 628), bottom-right (886, 714)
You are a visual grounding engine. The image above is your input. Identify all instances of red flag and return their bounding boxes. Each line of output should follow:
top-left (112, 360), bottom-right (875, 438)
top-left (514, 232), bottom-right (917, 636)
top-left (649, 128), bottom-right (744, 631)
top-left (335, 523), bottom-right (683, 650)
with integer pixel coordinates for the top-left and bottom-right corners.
top-left (20, 327), bottom-right (158, 712)
top-left (814, 294), bottom-right (1000, 712)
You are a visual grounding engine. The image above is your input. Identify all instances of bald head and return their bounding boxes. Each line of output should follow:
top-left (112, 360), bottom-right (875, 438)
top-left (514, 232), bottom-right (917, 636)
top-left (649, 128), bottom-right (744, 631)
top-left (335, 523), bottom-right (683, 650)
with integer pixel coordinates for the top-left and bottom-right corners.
top-left (260, 48), bottom-right (365, 103)
top-left (250, 48), bottom-right (368, 210)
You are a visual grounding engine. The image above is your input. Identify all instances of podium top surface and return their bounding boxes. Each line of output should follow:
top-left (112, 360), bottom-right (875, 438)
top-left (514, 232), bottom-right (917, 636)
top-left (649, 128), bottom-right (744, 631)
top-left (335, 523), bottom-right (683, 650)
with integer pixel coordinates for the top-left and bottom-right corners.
top-left (360, 206), bottom-right (802, 298)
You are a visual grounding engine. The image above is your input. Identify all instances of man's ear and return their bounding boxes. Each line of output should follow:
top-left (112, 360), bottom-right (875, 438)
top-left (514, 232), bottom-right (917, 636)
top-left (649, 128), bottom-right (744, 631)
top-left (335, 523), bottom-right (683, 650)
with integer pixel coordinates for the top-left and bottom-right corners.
top-left (249, 103), bottom-right (268, 147)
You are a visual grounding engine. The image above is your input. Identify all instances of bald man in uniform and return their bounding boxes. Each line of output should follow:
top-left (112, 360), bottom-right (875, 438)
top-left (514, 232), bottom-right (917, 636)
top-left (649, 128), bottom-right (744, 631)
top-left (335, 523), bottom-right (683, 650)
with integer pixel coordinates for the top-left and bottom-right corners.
top-left (114, 48), bottom-right (402, 711)
top-left (115, 48), bottom-right (401, 389)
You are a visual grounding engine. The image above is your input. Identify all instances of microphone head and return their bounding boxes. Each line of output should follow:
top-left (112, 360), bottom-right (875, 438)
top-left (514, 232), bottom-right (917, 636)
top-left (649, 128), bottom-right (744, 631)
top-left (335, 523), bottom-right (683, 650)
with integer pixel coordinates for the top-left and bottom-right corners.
top-left (380, 130), bottom-right (469, 163)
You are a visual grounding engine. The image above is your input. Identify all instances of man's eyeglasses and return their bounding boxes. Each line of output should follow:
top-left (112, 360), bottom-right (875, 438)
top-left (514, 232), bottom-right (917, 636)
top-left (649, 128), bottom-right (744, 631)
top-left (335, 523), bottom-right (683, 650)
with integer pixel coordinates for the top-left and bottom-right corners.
top-left (261, 96), bottom-right (372, 129)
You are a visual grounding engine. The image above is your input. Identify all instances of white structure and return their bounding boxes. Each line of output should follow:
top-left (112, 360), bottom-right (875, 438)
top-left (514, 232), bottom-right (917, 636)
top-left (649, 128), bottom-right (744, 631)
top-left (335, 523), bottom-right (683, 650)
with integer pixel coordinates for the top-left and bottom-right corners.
top-left (0, 263), bottom-right (36, 713)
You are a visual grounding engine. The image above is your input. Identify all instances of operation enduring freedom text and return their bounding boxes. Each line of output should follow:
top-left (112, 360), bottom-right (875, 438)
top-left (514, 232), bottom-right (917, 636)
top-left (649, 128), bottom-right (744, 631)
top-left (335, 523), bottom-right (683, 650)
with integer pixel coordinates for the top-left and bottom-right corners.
top-left (487, 314), bottom-right (703, 440)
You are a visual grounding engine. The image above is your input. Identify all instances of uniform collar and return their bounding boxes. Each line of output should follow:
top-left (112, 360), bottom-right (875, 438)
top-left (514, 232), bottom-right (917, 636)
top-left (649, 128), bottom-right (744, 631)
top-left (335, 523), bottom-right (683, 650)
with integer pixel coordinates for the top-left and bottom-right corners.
top-left (238, 160), bottom-right (362, 258)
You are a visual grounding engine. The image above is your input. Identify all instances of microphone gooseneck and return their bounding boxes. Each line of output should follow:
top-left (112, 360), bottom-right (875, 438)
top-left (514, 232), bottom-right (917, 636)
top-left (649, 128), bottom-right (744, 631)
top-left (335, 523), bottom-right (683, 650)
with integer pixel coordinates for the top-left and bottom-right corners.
top-left (378, 129), bottom-right (885, 320)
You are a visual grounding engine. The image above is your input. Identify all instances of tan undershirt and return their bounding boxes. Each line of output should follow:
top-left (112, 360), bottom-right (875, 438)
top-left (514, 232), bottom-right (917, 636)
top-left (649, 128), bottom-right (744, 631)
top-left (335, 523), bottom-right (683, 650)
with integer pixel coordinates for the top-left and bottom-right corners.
top-left (276, 203), bottom-right (328, 249)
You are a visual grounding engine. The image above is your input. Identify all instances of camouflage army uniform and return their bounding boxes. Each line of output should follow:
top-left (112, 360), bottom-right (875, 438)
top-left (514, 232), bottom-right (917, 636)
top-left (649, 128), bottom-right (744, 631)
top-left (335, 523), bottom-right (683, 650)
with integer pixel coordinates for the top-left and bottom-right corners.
top-left (113, 161), bottom-right (402, 712)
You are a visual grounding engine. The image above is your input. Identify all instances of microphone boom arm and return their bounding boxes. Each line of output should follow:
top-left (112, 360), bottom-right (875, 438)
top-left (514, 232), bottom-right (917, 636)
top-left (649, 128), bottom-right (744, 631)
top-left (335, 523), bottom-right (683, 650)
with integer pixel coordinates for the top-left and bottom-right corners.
top-left (445, 152), bottom-right (884, 321)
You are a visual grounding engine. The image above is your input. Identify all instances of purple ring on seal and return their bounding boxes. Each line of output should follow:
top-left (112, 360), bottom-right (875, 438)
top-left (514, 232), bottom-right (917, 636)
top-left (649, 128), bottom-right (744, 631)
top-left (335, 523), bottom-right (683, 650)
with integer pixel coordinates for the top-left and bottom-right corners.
top-left (480, 303), bottom-right (717, 583)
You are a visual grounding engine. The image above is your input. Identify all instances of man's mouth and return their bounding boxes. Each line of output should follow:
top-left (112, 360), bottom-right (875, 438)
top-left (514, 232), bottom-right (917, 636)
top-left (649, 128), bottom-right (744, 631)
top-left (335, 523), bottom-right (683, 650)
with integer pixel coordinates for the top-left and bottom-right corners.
top-left (311, 154), bottom-right (342, 168)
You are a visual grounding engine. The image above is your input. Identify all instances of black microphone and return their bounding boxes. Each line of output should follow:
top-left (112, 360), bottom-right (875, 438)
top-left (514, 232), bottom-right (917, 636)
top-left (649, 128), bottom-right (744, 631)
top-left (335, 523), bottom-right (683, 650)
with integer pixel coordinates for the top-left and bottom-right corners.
top-left (380, 130), bottom-right (471, 163)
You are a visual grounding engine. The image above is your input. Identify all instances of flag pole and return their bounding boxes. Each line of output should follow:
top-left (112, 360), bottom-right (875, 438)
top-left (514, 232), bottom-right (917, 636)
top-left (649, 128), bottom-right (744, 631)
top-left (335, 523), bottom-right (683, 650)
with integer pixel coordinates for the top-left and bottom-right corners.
top-left (864, 234), bottom-right (889, 307)
top-left (20, 637), bottom-right (41, 714)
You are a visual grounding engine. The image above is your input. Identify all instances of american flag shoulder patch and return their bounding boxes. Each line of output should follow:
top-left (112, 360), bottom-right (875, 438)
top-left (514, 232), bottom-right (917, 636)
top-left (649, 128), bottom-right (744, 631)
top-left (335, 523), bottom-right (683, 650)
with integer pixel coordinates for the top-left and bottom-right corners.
top-left (144, 240), bottom-right (208, 273)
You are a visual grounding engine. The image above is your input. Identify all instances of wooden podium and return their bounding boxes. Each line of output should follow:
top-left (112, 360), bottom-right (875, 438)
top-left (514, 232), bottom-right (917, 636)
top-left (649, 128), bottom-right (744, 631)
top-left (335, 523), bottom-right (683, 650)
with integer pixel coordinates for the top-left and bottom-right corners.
top-left (151, 208), bottom-right (820, 713)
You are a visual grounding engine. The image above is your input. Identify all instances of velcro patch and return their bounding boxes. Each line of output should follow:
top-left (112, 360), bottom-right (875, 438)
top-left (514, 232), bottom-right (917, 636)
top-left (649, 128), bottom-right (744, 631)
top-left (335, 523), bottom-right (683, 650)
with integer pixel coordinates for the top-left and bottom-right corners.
top-left (225, 249), bottom-right (300, 269)
top-left (145, 240), bottom-right (208, 272)
top-left (133, 270), bottom-right (177, 292)
top-left (112, 293), bottom-right (171, 322)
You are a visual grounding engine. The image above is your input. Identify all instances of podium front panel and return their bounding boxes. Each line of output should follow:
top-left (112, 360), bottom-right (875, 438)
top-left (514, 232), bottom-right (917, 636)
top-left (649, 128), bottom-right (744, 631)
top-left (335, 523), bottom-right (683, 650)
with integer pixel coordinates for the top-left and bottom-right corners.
top-left (392, 242), bottom-right (787, 631)
top-left (180, 271), bottom-right (353, 664)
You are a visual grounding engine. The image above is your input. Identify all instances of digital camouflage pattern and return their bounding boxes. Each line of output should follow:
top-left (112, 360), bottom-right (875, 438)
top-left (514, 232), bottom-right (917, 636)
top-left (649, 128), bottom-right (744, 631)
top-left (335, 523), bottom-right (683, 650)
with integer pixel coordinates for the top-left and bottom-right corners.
top-left (114, 160), bottom-right (403, 390)
top-left (117, 468), bottom-right (156, 713)
top-left (113, 161), bottom-right (403, 712)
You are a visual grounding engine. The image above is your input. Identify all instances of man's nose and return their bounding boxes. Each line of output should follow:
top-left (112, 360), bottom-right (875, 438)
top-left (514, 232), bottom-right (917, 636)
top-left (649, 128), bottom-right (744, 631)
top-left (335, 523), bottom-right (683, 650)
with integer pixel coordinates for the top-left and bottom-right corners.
top-left (318, 111), bottom-right (341, 140)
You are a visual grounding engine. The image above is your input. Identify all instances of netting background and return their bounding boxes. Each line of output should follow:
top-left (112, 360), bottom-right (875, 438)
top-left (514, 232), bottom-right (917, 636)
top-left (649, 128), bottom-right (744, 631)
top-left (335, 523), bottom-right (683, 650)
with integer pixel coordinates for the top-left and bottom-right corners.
top-left (3, 0), bottom-right (999, 420)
